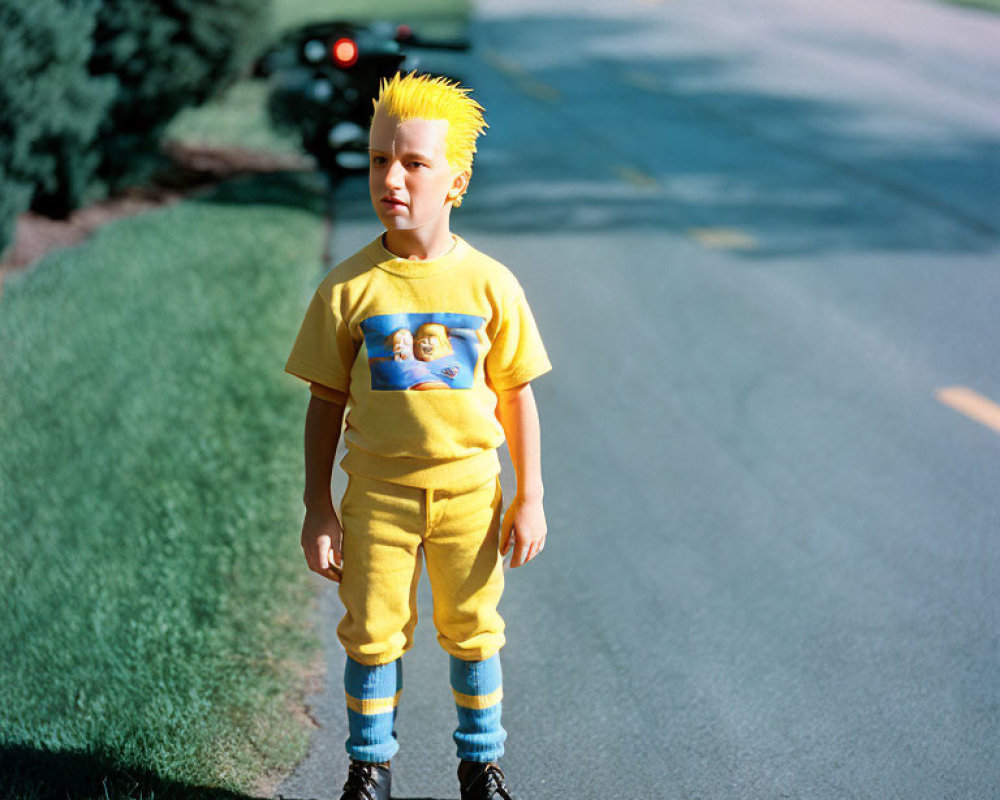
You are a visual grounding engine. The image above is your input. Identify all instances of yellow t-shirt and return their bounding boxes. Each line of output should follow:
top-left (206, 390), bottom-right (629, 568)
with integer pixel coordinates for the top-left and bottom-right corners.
top-left (285, 234), bottom-right (552, 489)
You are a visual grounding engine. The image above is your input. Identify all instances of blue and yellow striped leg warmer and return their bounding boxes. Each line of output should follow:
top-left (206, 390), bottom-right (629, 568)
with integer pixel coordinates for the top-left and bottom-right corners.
top-left (450, 653), bottom-right (507, 762)
top-left (344, 656), bottom-right (402, 763)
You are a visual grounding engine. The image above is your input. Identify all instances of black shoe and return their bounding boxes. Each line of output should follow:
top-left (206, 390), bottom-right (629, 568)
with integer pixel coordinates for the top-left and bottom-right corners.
top-left (339, 759), bottom-right (391, 800)
top-left (458, 760), bottom-right (520, 800)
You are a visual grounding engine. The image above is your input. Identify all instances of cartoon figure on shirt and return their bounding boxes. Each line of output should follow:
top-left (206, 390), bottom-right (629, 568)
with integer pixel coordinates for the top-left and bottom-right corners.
top-left (414, 323), bottom-right (450, 362)
top-left (412, 322), bottom-right (465, 388)
top-left (363, 312), bottom-right (483, 391)
top-left (377, 327), bottom-right (448, 390)
top-left (391, 328), bottom-right (414, 361)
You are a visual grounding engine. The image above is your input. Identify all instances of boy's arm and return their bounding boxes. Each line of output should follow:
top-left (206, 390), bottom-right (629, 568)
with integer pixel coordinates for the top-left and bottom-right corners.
top-left (301, 387), bottom-right (347, 582)
top-left (495, 382), bottom-right (546, 568)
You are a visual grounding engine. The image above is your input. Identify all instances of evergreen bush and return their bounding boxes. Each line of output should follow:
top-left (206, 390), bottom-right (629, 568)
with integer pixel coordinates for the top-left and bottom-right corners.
top-left (90, 0), bottom-right (271, 192)
top-left (0, 0), bottom-right (115, 252)
top-left (0, 0), bottom-right (270, 258)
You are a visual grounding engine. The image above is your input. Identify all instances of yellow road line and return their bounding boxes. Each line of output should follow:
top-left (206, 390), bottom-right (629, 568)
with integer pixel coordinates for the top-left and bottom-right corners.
top-left (623, 70), bottom-right (662, 92)
top-left (688, 227), bottom-right (759, 250)
top-left (483, 48), bottom-right (523, 78)
top-left (483, 50), bottom-right (561, 103)
top-left (936, 386), bottom-right (1000, 435)
top-left (520, 80), bottom-right (561, 103)
top-left (613, 165), bottom-right (659, 189)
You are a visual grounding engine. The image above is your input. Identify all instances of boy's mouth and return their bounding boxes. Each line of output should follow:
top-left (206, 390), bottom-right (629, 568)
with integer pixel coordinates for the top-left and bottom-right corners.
top-left (381, 195), bottom-right (407, 209)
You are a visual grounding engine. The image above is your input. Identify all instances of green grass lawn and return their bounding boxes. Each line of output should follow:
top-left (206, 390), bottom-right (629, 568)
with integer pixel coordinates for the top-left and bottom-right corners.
top-left (1, 0), bottom-right (469, 794)
top-left (0, 172), bottom-right (330, 798)
top-left (940, 0), bottom-right (1000, 9)
top-left (166, 80), bottom-right (303, 157)
top-left (272, 0), bottom-right (472, 37)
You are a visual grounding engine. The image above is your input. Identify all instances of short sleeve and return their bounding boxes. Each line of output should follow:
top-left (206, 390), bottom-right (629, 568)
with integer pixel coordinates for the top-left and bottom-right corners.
top-left (485, 287), bottom-right (552, 391)
top-left (284, 290), bottom-right (357, 393)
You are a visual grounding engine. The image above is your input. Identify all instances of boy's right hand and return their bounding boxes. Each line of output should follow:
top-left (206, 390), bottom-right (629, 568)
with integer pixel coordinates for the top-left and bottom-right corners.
top-left (300, 507), bottom-right (344, 583)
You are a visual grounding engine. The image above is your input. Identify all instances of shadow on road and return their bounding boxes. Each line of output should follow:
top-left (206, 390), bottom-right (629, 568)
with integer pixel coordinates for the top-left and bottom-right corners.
top-left (467, 13), bottom-right (999, 255)
top-left (319, 12), bottom-right (998, 260)
top-left (186, 12), bottom-right (999, 267)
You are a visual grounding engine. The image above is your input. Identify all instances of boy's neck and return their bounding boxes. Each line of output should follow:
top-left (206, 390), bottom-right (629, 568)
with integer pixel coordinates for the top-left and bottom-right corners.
top-left (382, 227), bottom-right (456, 262)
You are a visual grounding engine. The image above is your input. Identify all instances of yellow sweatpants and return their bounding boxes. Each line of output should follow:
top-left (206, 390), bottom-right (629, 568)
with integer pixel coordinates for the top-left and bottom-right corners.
top-left (337, 473), bottom-right (506, 666)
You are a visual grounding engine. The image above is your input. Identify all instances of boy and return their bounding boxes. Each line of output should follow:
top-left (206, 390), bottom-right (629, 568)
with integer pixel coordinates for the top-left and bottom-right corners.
top-left (285, 72), bottom-right (551, 800)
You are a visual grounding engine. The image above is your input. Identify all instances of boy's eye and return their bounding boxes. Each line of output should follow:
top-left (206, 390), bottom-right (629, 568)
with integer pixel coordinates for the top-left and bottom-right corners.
top-left (371, 155), bottom-right (387, 165)
top-left (409, 161), bottom-right (427, 169)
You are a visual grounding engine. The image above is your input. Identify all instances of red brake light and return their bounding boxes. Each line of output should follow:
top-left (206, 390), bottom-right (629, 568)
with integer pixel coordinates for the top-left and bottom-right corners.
top-left (332, 37), bottom-right (359, 68)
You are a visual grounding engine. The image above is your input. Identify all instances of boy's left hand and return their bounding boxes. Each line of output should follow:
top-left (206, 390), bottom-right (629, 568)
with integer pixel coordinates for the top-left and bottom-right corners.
top-left (500, 494), bottom-right (546, 568)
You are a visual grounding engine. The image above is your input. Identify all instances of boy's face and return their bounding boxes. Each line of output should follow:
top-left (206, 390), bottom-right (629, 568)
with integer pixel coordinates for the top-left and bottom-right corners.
top-left (369, 110), bottom-right (468, 237)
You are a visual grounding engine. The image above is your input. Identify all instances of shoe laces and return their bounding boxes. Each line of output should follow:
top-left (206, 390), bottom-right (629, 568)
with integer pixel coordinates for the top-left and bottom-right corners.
top-left (343, 761), bottom-right (382, 800)
top-left (476, 763), bottom-right (517, 800)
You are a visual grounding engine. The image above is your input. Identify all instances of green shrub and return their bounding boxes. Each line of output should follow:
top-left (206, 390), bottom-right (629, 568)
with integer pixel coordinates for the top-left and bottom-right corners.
top-left (0, 0), bottom-right (273, 258)
top-left (90, 0), bottom-right (272, 192)
top-left (0, 0), bottom-right (116, 251)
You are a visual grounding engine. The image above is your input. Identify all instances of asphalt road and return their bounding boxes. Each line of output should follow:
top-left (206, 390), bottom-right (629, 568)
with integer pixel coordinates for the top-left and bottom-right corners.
top-left (279, 1), bottom-right (1000, 797)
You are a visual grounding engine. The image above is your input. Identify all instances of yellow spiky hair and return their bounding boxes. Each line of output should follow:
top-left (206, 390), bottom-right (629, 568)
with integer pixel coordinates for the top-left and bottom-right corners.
top-left (372, 71), bottom-right (488, 184)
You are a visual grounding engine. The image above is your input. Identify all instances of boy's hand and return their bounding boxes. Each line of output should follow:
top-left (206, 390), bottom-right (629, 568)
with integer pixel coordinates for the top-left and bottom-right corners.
top-left (500, 494), bottom-right (546, 568)
top-left (301, 506), bottom-right (344, 582)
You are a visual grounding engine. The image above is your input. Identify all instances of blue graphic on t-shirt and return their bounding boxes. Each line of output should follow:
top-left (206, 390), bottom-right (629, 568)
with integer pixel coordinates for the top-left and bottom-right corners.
top-left (361, 312), bottom-right (484, 391)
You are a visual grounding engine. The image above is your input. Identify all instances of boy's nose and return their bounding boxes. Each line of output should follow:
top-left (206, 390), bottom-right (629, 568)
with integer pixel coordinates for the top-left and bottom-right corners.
top-left (384, 160), bottom-right (405, 188)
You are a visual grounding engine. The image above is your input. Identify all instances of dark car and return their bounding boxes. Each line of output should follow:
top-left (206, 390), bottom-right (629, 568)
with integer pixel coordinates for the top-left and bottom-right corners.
top-left (259, 20), bottom-right (468, 173)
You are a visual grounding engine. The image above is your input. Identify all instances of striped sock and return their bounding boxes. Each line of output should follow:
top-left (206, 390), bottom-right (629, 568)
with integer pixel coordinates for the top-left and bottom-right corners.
top-left (344, 656), bottom-right (402, 763)
top-left (450, 653), bottom-right (506, 761)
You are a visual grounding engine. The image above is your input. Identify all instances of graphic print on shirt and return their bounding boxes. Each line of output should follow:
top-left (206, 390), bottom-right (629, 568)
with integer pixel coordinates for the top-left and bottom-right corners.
top-left (360, 312), bottom-right (485, 391)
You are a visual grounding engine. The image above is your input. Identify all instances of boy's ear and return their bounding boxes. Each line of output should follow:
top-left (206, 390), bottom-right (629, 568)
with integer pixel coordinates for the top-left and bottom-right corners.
top-left (448, 170), bottom-right (471, 205)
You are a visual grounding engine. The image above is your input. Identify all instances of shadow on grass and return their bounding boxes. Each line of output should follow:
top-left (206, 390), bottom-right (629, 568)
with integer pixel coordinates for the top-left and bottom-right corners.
top-left (0, 744), bottom-right (258, 800)
top-left (0, 745), bottom-right (457, 800)
top-left (194, 169), bottom-right (329, 216)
